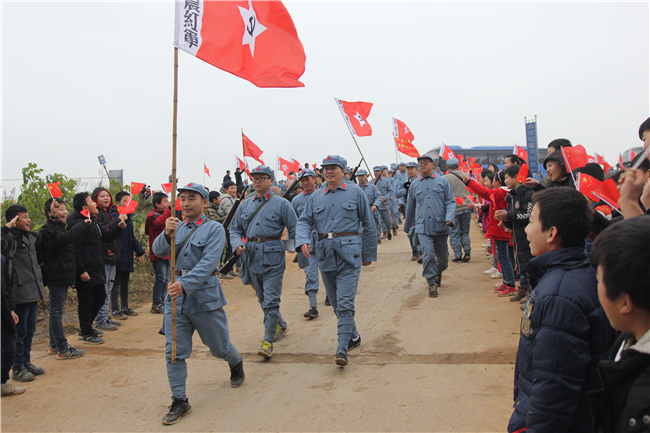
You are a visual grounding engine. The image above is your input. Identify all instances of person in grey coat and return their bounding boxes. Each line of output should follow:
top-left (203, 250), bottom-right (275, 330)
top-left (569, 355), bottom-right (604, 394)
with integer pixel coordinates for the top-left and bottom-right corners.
top-left (444, 158), bottom-right (472, 262)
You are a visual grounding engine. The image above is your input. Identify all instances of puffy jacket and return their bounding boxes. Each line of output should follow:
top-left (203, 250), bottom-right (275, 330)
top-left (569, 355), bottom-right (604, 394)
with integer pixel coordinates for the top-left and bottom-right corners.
top-left (109, 207), bottom-right (145, 272)
top-left (588, 332), bottom-right (650, 433)
top-left (465, 179), bottom-right (511, 241)
top-left (508, 247), bottom-right (616, 433)
top-left (41, 218), bottom-right (86, 286)
top-left (0, 226), bottom-right (46, 304)
top-left (503, 184), bottom-right (535, 273)
top-left (67, 210), bottom-right (123, 289)
top-left (91, 187), bottom-right (122, 265)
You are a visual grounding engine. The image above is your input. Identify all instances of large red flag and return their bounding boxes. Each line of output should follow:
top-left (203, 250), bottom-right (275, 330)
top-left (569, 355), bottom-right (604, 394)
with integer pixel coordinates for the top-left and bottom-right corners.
top-left (130, 182), bottom-right (146, 195)
top-left (392, 117), bottom-right (419, 157)
top-left (561, 145), bottom-right (588, 172)
top-left (276, 156), bottom-right (295, 177)
top-left (174, 1), bottom-right (305, 88)
top-left (242, 132), bottom-right (264, 164)
top-left (47, 182), bottom-right (63, 199)
top-left (161, 183), bottom-right (173, 195)
top-left (576, 173), bottom-right (603, 203)
top-left (514, 145), bottom-right (528, 162)
top-left (335, 98), bottom-right (373, 137)
top-left (593, 179), bottom-right (621, 210)
top-left (439, 143), bottom-right (456, 160)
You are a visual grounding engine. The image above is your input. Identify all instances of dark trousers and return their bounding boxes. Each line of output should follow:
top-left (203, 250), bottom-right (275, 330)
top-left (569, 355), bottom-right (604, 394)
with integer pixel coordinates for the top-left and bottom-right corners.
top-left (48, 285), bottom-right (70, 352)
top-left (1, 321), bottom-right (16, 384)
top-left (77, 284), bottom-right (106, 334)
top-left (13, 301), bottom-right (38, 369)
top-left (111, 271), bottom-right (130, 312)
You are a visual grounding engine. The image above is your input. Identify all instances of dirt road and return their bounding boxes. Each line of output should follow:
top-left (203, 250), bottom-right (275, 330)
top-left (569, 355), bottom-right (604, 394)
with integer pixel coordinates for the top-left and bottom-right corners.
top-left (2, 222), bottom-right (522, 432)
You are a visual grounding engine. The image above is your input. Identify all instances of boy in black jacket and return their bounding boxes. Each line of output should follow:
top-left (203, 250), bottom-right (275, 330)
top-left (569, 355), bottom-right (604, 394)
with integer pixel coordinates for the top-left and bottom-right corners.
top-left (68, 192), bottom-right (124, 344)
top-left (588, 215), bottom-right (650, 433)
top-left (1, 254), bottom-right (23, 396)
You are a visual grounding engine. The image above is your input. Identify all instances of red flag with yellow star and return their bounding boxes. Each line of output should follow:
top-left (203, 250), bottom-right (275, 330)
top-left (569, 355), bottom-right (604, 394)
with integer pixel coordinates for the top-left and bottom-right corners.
top-left (576, 173), bottom-right (602, 203)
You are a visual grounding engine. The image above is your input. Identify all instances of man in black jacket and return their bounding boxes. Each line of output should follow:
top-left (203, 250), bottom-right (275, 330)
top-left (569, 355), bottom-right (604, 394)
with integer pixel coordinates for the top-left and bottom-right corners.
top-left (1, 254), bottom-right (23, 396)
top-left (42, 198), bottom-right (87, 359)
top-left (68, 192), bottom-right (124, 344)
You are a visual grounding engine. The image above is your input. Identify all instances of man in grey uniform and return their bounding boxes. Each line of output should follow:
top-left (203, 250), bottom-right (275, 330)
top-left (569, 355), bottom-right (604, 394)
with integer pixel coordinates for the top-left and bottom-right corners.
top-left (153, 182), bottom-right (244, 425)
top-left (230, 165), bottom-right (297, 359)
top-left (396, 161), bottom-right (421, 261)
top-left (394, 162), bottom-right (408, 220)
top-left (403, 155), bottom-right (456, 298)
top-left (373, 165), bottom-right (395, 240)
top-left (291, 169), bottom-right (320, 319)
top-left (356, 169), bottom-right (383, 244)
top-left (296, 155), bottom-right (377, 367)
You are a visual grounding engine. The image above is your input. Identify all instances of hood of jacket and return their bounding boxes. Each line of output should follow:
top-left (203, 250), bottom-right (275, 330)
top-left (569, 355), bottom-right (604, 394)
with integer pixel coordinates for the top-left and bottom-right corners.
top-left (92, 187), bottom-right (113, 210)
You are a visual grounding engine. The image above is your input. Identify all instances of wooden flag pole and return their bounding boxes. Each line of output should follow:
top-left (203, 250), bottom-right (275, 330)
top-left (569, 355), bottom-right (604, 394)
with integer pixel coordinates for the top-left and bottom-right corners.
top-left (170, 47), bottom-right (179, 364)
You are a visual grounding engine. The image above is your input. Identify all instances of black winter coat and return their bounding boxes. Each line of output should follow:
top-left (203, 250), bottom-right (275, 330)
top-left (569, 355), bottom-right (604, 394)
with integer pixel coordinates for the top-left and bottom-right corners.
top-left (1, 254), bottom-right (16, 333)
top-left (41, 218), bottom-right (86, 287)
top-left (109, 207), bottom-right (145, 272)
top-left (91, 188), bottom-right (122, 265)
top-left (0, 226), bottom-right (46, 305)
top-left (508, 247), bottom-right (616, 433)
top-left (588, 332), bottom-right (650, 433)
top-left (503, 185), bottom-right (535, 273)
top-left (67, 210), bottom-right (122, 289)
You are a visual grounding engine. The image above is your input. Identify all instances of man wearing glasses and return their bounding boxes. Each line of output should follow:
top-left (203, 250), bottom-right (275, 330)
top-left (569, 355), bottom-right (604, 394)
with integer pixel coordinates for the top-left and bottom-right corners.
top-left (230, 166), bottom-right (297, 359)
top-left (403, 155), bottom-right (456, 298)
top-left (296, 155), bottom-right (377, 367)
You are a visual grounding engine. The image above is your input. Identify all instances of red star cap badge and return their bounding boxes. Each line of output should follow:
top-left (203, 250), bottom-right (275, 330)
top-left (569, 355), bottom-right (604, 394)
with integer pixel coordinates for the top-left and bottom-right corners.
top-left (188, 183), bottom-right (193, 186)
top-left (327, 156), bottom-right (331, 160)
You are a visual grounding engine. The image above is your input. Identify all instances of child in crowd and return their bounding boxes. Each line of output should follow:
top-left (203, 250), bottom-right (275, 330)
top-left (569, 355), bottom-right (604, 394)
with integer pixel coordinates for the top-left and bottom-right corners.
top-left (145, 192), bottom-right (172, 314)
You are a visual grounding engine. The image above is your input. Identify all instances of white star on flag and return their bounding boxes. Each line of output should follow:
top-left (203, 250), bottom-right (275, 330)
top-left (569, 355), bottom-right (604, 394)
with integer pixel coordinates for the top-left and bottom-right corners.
top-left (354, 112), bottom-right (366, 127)
top-left (282, 164), bottom-right (288, 170)
top-left (238, 0), bottom-right (267, 58)
top-left (404, 126), bottom-right (410, 134)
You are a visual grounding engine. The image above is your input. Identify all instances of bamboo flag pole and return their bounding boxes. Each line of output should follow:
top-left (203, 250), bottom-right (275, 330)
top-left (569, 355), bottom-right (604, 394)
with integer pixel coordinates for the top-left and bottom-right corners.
top-left (170, 47), bottom-right (179, 363)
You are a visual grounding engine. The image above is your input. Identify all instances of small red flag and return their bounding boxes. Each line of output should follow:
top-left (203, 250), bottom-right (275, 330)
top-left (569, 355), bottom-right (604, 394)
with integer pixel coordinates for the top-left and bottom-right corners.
top-left (130, 182), bottom-right (145, 195)
top-left (593, 179), bottom-right (621, 210)
top-left (630, 150), bottom-right (637, 160)
top-left (242, 132), bottom-right (264, 164)
top-left (47, 182), bottom-right (63, 198)
top-left (336, 98), bottom-right (373, 137)
top-left (80, 209), bottom-right (90, 219)
top-left (454, 197), bottom-right (465, 206)
top-left (514, 145), bottom-right (528, 162)
top-left (174, 1), bottom-right (306, 88)
top-left (576, 173), bottom-right (603, 203)
top-left (117, 198), bottom-right (139, 215)
top-left (439, 143), bottom-right (456, 160)
top-left (516, 164), bottom-right (529, 183)
top-left (161, 183), bottom-right (172, 195)
top-left (204, 163), bottom-right (211, 177)
top-left (561, 145), bottom-right (589, 172)
top-left (619, 153), bottom-right (624, 167)
top-left (465, 194), bottom-right (477, 204)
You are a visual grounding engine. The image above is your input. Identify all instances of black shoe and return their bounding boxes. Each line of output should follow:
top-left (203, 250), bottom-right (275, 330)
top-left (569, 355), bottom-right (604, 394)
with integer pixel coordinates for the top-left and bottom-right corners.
top-left (392, 227), bottom-right (398, 235)
top-left (230, 360), bottom-right (245, 388)
top-left (325, 296), bottom-right (331, 307)
top-left (348, 335), bottom-right (361, 351)
top-left (434, 273), bottom-right (442, 286)
top-left (452, 257), bottom-right (464, 262)
top-left (162, 397), bottom-right (192, 425)
top-left (411, 252), bottom-right (418, 262)
top-left (292, 255), bottom-right (299, 263)
top-left (335, 352), bottom-right (348, 366)
top-left (387, 231), bottom-right (392, 240)
top-left (428, 285), bottom-right (439, 298)
top-left (25, 362), bottom-right (44, 375)
top-left (462, 254), bottom-right (471, 262)
top-left (417, 255), bottom-right (423, 264)
top-left (304, 306), bottom-right (319, 319)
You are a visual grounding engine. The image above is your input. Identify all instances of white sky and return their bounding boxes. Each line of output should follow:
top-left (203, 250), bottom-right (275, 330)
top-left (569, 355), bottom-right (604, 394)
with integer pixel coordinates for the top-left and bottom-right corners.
top-left (2, 1), bottom-right (648, 195)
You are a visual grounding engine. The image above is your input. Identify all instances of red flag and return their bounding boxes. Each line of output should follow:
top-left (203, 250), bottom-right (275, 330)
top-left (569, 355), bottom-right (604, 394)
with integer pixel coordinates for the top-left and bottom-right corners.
top-left (593, 179), bottom-right (621, 210)
top-left (576, 173), bottom-right (603, 203)
top-left (174, 1), bottom-right (305, 88)
top-left (468, 157), bottom-right (480, 170)
top-left (603, 161), bottom-right (612, 173)
top-left (561, 145), bottom-right (588, 172)
top-left (619, 153), bottom-right (624, 167)
top-left (161, 183), bottom-right (172, 195)
top-left (392, 117), bottom-right (418, 157)
top-left (516, 164), bottom-right (529, 183)
top-left (514, 145), bottom-right (528, 162)
top-left (204, 163), bottom-right (211, 177)
top-left (630, 150), bottom-right (637, 160)
top-left (175, 198), bottom-right (182, 211)
top-left (242, 132), bottom-right (264, 164)
top-left (336, 98), bottom-right (373, 137)
top-left (594, 154), bottom-right (611, 173)
top-left (293, 159), bottom-right (301, 173)
top-left (80, 209), bottom-right (90, 219)
top-left (586, 155), bottom-right (595, 164)
top-left (277, 156), bottom-right (294, 177)
top-left (465, 194), bottom-right (477, 204)
top-left (117, 198), bottom-right (139, 215)
top-left (454, 197), bottom-right (465, 206)
top-left (236, 156), bottom-right (251, 176)
top-left (439, 143), bottom-right (456, 160)
top-left (46, 182), bottom-right (63, 198)
top-left (130, 182), bottom-right (145, 195)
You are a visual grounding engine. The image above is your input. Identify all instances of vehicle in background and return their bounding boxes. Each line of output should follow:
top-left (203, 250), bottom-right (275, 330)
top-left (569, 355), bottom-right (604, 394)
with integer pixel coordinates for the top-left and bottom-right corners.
top-left (425, 145), bottom-right (547, 176)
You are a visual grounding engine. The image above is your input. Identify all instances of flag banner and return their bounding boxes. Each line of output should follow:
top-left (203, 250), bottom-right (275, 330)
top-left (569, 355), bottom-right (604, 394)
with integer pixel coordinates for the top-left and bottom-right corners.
top-left (561, 145), bottom-right (588, 172)
top-left (514, 145), bottom-right (528, 162)
top-left (174, 0), bottom-right (306, 88)
top-left (516, 164), bottom-right (529, 183)
top-left (587, 155), bottom-right (595, 164)
top-left (576, 173), bottom-right (603, 203)
top-left (395, 138), bottom-right (419, 157)
top-left (439, 143), bottom-right (456, 160)
top-left (161, 183), bottom-right (173, 195)
top-left (392, 117), bottom-right (418, 157)
top-left (293, 159), bottom-right (301, 173)
top-left (593, 178), bottom-right (620, 210)
top-left (47, 182), bottom-right (63, 198)
top-left (276, 156), bottom-right (295, 177)
top-left (242, 132), bottom-right (264, 163)
top-left (335, 98), bottom-right (373, 137)
top-left (204, 163), bottom-right (211, 177)
top-left (130, 182), bottom-right (146, 195)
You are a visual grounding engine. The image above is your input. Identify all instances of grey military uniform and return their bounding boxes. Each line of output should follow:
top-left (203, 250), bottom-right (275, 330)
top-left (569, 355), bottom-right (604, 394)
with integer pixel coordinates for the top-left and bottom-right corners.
top-left (358, 181), bottom-right (383, 243)
top-left (292, 190), bottom-right (320, 307)
top-left (375, 176), bottom-right (396, 234)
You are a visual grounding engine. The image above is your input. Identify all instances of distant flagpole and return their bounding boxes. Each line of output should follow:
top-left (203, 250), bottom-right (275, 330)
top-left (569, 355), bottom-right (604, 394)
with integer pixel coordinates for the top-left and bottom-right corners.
top-left (203, 158), bottom-right (205, 186)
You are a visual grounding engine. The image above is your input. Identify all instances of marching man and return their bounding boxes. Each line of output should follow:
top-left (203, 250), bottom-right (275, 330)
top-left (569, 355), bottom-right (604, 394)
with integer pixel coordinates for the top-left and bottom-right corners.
top-left (296, 156), bottom-right (377, 366)
top-left (153, 183), bottom-right (244, 425)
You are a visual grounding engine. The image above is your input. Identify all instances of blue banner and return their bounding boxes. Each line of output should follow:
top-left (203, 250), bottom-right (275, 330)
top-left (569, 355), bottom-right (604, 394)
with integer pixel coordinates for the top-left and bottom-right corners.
top-left (525, 121), bottom-right (539, 179)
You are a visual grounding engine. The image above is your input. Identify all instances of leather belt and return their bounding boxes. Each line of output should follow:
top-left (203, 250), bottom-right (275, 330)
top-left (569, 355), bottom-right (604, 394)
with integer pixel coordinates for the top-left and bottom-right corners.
top-left (246, 236), bottom-right (282, 243)
top-left (175, 270), bottom-right (217, 276)
top-left (318, 232), bottom-right (360, 239)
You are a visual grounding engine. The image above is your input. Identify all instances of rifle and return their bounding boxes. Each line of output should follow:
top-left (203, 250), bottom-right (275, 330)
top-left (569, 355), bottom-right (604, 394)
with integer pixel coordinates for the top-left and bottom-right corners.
top-left (218, 198), bottom-right (242, 275)
top-left (349, 158), bottom-right (364, 184)
top-left (282, 176), bottom-right (301, 202)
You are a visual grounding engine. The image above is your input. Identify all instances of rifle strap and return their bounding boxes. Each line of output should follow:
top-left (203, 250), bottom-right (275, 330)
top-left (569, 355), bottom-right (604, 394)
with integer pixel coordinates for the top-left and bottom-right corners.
top-left (244, 194), bottom-right (274, 237)
top-left (176, 226), bottom-right (199, 256)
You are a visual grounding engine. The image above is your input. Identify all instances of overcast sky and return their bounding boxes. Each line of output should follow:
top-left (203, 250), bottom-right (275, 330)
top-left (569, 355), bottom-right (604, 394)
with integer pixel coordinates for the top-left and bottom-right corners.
top-left (2, 1), bottom-right (648, 195)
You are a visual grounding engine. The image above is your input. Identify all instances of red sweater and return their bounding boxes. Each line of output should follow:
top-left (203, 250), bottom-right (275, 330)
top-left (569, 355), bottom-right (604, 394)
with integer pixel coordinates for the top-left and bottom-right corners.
top-left (467, 179), bottom-right (511, 242)
top-left (145, 207), bottom-right (171, 261)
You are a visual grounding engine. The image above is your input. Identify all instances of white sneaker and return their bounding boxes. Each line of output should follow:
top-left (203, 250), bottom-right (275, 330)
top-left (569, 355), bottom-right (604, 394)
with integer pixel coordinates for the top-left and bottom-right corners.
top-left (484, 267), bottom-right (498, 275)
top-left (482, 241), bottom-right (491, 248)
top-left (490, 272), bottom-right (503, 279)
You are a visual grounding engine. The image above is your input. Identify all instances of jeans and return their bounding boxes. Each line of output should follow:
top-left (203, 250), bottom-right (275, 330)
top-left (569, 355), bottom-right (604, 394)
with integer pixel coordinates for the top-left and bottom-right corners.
top-left (152, 259), bottom-right (170, 305)
top-left (95, 264), bottom-right (115, 324)
top-left (1, 321), bottom-right (16, 383)
top-left (78, 284), bottom-right (106, 335)
top-left (48, 285), bottom-right (70, 352)
top-left (111, 271), bottom-right (130, 312)
top-left (494, 240), bottom-right (515, 285)
top-left (449, 211), bottom-right (472, 259)
top-left (13, 302), bottom-right (38, 369)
